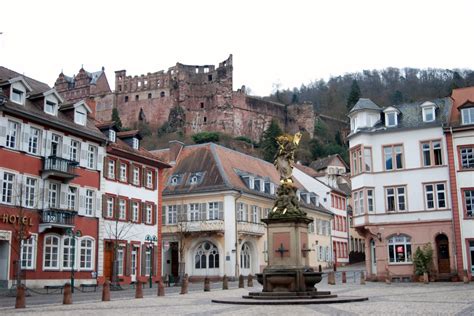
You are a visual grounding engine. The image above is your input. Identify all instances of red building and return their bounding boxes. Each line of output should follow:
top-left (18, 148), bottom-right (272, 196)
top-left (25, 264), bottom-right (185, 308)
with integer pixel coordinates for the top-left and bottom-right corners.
top-left (0, 67), bottom-right (107, 288)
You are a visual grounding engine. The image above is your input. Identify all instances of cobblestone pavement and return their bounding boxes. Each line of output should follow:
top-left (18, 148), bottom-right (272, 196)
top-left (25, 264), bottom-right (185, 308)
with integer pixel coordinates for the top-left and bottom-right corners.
top-left (2, 281), bottom-right (474, 315)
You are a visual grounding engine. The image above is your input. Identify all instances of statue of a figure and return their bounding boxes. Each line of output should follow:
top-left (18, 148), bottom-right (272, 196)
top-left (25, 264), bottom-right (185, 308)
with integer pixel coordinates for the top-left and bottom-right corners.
top-left (270, 132), bottom-right (306, 219)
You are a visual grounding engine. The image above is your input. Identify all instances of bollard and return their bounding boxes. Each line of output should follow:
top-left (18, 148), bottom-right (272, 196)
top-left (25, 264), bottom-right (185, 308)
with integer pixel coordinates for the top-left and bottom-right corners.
top-left (135, 281), bottom-right (143, 299)
top-left (204, 276), bottom-right (211, 292)
top-left (342, 271), bottom-right (347, 284)
top-left (180, 274), bottom-right (189, 295)
top-left (423, 272), bottom-right (429, 284)
top-left (247, 274), bottom-right (253, 287)
top-left (222, 275), bottom-right (229, 290)
top-left (102, 280), bottom-right (110, 301)
top-left (15, 284), bottom-right (26, 309)
top-left (327, 272), bottom-right (336, 285)
top-left (238, 275), bottom-right (244, 288)
top-left (63, 283), bottom-right (73, 305)
top-left (360, 271), bottom-right (366, 285)
top-left (158, 279), bottom-right (165, 296)
top-left (318, 265), bottom-right (322, 272)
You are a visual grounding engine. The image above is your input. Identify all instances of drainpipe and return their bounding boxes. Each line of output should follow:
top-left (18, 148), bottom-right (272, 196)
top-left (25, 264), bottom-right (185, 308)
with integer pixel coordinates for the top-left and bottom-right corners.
top-left (448, 126), bottom-right (460, 275)
top-left (234, 190), bottom-right (243, 280)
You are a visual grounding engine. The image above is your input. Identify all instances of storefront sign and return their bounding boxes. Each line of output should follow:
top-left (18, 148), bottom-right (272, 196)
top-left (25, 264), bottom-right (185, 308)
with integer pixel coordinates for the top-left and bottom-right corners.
top-left (1, 214), bottom-right (33, 226)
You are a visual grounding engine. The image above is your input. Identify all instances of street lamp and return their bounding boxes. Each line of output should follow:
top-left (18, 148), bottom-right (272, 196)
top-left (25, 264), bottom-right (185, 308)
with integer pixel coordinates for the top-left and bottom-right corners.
top-left (66, 228), bottom-right (82, 293)
top-left (145, 235), bottom-right (158, 288)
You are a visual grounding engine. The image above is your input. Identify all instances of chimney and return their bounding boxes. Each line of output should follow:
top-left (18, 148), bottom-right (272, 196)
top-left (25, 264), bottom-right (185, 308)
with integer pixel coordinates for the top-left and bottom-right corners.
top-left (169, 140), bottom-right (184, 164)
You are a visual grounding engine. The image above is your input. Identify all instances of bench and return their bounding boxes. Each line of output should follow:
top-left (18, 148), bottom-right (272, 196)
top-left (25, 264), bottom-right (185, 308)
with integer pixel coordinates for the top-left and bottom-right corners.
top-left (44, 285), bottom-right (65, 294)
top-left (80, 284), bottom-right (98, 292)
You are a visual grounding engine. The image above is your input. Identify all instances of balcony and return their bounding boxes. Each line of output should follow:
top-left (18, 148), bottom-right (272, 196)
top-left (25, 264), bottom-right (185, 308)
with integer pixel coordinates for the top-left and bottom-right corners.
top-left (39, 208), bottom-right (76, 233)
top-left (237, 221), bottom-right (266, 236)
top-left (162, 219), bottom-right (225, 235)
top-left (41, 156), bottom-right (78, 182)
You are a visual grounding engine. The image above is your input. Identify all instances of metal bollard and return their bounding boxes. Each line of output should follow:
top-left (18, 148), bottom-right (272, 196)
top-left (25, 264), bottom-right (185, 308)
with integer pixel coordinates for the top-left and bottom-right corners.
top-left (63, 283), bottom-right (73, 305)
top-left (135, 281), bottom-right (143, 299)
top-left (15, 284), bottom-right (26, 309)
top-left (102, 280), bottom-right (110, 301)
top-left (222, 275), bottom-right (229, 290)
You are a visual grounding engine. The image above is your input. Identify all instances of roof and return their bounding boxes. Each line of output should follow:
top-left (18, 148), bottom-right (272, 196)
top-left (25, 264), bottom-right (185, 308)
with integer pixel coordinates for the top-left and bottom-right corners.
top-left (152, 143), bottom-right (331, 214)
top-left (63, 68), bottom-right (105, 85)
top-left (309, 154), bottom-right (348, 171)
top-left (117, 130), bottom-right (142, 139)
top-left (0, 66), bottom-right (107, 143)
top-left (349, 98), bottom-right (381, 114)
top-left (107, 137), bottom-right (170, 168)
top-left (294, 163), bottom-right (319, 177)
top-left (96, 121), bottom-right (116, 129)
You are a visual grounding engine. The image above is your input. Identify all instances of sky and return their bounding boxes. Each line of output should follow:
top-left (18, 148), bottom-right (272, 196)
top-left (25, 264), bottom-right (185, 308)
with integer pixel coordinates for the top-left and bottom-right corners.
top-left (1, 0), bottom-right (473, 96)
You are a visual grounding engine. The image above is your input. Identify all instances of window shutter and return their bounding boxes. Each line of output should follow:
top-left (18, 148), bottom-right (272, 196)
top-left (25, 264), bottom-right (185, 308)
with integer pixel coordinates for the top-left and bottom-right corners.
top-left (125, 243), bottom-right (131, 276)
top-left (62, 136), bottom-right (70, 159)
top-left (177, 205), bottom-right (184, 222)
top-left (200, 203), bottom-right (206, 221)
top-left (128, 163), bottom-right (134, 184)
top-left (96, 193), bottom-right (101, 217)
top-left (59, 185), bottom-right (67, 209)
top-left (126, 199), bottom-right (131, 221)
top-left (114, 197), bottom-right (119, 220)
top-left (80, 146), bottom-right (88, 167)
top-left (103, 157), bottom-right (109, 177)
top-left (141, 246), bottom-right (147, 276)
top-left (102, 195), bottom-right (107, 218)
top-left (142, 167), bottom-right (146, 187)
top-left (218, 202), bottom-right (224, 220)
top-left (21, 124), bottom-right (30, 152)
top-left (79, 188), bottom-right (86, 214)
top-left (0, 116), bottom-right (7, 147)
top-left (162, 206), bottom-right (166, 225)
top-left (153, 170), bottom-right (157, 190)
top-left (141, 202), bottom-right (146, 223)
top-left (96, 146), bottom-right (104, 171)
top-left (244, 204), bottom-right (249, 221)
top-left (153, 204), bottom-right (157, 225)
top-left (115, 160), bottom-right (120, 180)
top-left (45, 131), bottom-right (51, 156)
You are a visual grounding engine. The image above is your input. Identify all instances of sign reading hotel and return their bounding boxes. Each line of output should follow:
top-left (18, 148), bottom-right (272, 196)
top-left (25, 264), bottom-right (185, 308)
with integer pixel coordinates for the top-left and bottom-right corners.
top-left (1, 214), bottom-right (33, 226)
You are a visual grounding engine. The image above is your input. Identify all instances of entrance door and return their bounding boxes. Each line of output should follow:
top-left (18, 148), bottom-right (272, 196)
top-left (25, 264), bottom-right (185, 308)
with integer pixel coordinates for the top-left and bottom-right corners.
top-left (131, 249), bottom-right (137, 282)
top-left (240, 243), bottom-right (251, 276)
top-left (170, 242), bottom-right (179, 277)
top-left (470, 241), bottom-right (474, 274)
top-left (0, 241), bottom-right (9, 288)
top-left (436, 234), bottom-right (450, 274)
top-left (370, 239), bottom-right (377, 275)
top-left (104, 244), bottom-right (113, 280)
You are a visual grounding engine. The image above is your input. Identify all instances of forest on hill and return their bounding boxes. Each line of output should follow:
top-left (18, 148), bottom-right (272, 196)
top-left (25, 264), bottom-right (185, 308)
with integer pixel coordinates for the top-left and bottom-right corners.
top-left (266, 68), bottom-right (474, 119)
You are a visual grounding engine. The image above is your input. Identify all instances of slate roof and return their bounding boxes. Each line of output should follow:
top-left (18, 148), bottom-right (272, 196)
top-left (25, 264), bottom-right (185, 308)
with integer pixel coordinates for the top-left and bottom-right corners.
top-left (152, 143), bottom-right (331, 214)
top-left (63, 69), bottom-right (104, 85)
top-left (0, 66), bottom-right (107, 143)
top-left (349, 98), bottom-right (381, 114)
top-left (309, 154), bottom-right (348, 171)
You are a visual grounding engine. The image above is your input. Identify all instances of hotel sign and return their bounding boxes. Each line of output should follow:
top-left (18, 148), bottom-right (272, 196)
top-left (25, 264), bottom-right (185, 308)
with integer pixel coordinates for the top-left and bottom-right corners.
top-left (1, 214), bottom-right (33, 226)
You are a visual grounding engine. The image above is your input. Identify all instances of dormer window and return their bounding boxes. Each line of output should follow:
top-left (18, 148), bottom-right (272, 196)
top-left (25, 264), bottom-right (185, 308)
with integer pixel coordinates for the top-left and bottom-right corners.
top-left (254, 179), bottom-right (261, 191)
top-left (75, 109), bottom-right (87, 125)
top-left (11, 88), bottom-right (25, 105)
top-left (422, 107), bottom-right (435, 122)
top-left (170, 176), bottom-right (179, 185)
top-left (45, 100), bottom-right (57, 115)
top-left (132, 138), bottom-right (139, 149)
top-left (462, 107), bottom-right (474, 125)
top-left (109, 130), bottom-right (116, 142)
top-left (169, 174), bottom-right (183, 186)
top-left (385, 112), bottom-right (397, 127)
top-left (190, 175), bottom-right (198, 184)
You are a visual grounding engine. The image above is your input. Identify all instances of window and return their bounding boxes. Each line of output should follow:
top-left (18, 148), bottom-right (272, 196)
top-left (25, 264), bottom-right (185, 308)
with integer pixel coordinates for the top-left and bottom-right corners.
top-left (388, 235), bottom-right (412, 263)
top-left (119, 199), bottom-right (126, 220)
top-left (44, 235), bottom-right (60, 269)
top-left (2, 173), bottom-right (15, 204)
top-left (383, 145), bottom-right (403, 170)
top-left (421, 140), bottom-right (442, 167)
top-left (120, 163), bottom-right (127, 182)
top-left (85, 190), bottom-right (94, 215)
top-left (145, 249), bottom-right (152, 275)
top-left (70, 140), bottom-right (80, 162)
top-left (386, 186), bottom-right (406, 212)
top-left (385, 112), bottom-right (397, 127)
top-left (353, 191), bottom-right (360, 215)
top-left (11, 88), bottom-right (25, 104)
top-left (67, 186), bottom-right (77, 210)
top-left (367, 189), bottom-right (374, 212)
top-left (251, 205), bottom-right (259, 223)
top-left (208, 202), bottom-right (219, 220)
top-left (6, 120), bottom-right (20, 149)
top-left (135, 95), bottom-right (139, 101)
top-left (132, 138), bottom-right (139, 150)
top-left (48, 182), bottom-right (59, 208)
top-left (167, 205), bottom-right (177, 224)
top-left (51, 134), bottom-right (62, 157)
top-left (160, 91), bottom-right (165, 98)
top-left (358, 191), bottom-right (364, 214)
top-left (133, 167), bottom-right (140, 185)
top-left (21, 235), bottom-right (36, 269)
top-left (131, 202), bottom-right (139, 222)
top-left (146, 204), bottom-right (152, 224)
top-left (194, 241), bottom-right (219, 270)
top-left (75, 109), bottom-right (87, 125)
top-left (422, 107), bottom-right (435, 122)
top-left (124, 96), bottom-right (129, 103)
top-left (237, 203), bottom-right (248, 221)
top-left (117, 248), bottom-right (124, 275)
top-left (25, 177), bottom-right (37, 208)
top-left (465, 190), bottom-right (474, 217)
top-left (106, 197), bottom-right (114, 218)
top-left (460, 147), bottom-right (474, 169)
top-left (424, 183), bottom-right (446, 210)
top-left (461, 108), bottom-right (474, 125)
top-left (189, 203), bottom-right (200, 221)
top-left (254, 179), bottom-right (261, 191)
top-left (28, 127), bottom-right (41, 155)
top-left (351, 146), bottom-right (371, 175)
top-left (87, 145), bottom-right (96, 169)
top-left (45, 101), bottom-right (57, 115)
top-left (146, 170), bottom-right (153, 188)
top-left (108, 160), bottom-right (115, 179)
top-left (148, 93), bottom-right (152, 99)
top-left (109, 130), bottom-right (116, 142)
top-left (363, 147), bottom-right (372, 172)
top-left (62, 237), bottom-right (76, 269)
top-left (80, 238), bottom-right (93, 269)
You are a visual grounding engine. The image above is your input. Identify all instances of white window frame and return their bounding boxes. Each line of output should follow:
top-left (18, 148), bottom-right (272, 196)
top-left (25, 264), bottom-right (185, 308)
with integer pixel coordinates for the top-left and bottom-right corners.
top-left (146, 170), bottom-right (153, 188)
top-left (50, 134), bottom-right (62, 157)
top-left (67, 186), bottom-right (77, 211)
top-left (2, 172), bottom-right (15, 204)
top-left (145, 248), bottom-right (152, 276)
top-left (117, 248), bottom-right (124, 276)
top-left (70, 139), bottom-right (80, 162)
top-left (6, 120), bottom-right (20, 149)
top-left (465, 190), bottom-right (474, 217)
top-left (11, 87), bottom-right (25, 105)
top-left (146, 205), bottom-right (152, 224)
top-left (132, 138), bottom-right (139, 150)
top-left (460, 147), bottom-right (474, 169)
top-left (461, 107), bottom-right (474, 125)
top-left (79, 238), bottom-right (94, 270)
top-left (385, 112), bottom-right (397, 127)
top-left (43, 234), bottom-right (60, 270)
top-left (167, 205), bottom-right (177, 225)
top-left (132, 202), bottom-right (139, 222)
top-left (62, 236), bottom-right (76, 270)
top-left (386, 186), bottom-right (407, 212)
top-left (119, 163), bottom-right (127, 182)
top-left (28, 127), bottom-right (41, 155)
top-left (108, 160), bottom-right (115, 179)
top-left (74, 109), bottom-right (87, 126)
top-left (251, 205), bottom-right (259, 223)
top-left (45, 100), bottom-right (57, 115)
top-left (119, 199), bottom-right (126, 220)
top-left (133, 167), bottom-right (140, 185)
top-left (422, 106), bottom-right (435, 122)
top-left (208, 202), bottom-right (219, 220)
top-left (388, 235), bottom-right (412, 264)
top-left (85, 189), bottom-right (94, 216)
top-left (87, 145), bottom-right (96, 169)
top-left (367, 189), bottom-right (374, 212)
top-left (424, 183), bottom-right (447, 210)
top-left (106, 197), bottom-right (114, 218)
top-left (24, 177), bottom-right (37, 208)
top-left (20, 234), bottom-right (37, 270)
top-left (188, 203), bottom-right (199, 221)
top-left (109, 130), bottom-right (116, 142)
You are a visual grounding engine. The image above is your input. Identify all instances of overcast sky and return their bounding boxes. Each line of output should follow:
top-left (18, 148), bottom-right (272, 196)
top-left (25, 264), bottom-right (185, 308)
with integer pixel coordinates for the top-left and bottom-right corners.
top-left (1, 0), bottom-right (473, 96)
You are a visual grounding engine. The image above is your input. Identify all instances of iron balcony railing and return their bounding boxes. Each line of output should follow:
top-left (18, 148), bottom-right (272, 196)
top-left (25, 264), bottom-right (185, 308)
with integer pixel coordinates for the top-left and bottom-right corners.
top-left (42, 156), bottom-right (78, 178)
top-left (40, 208), bottom-right (76, 226)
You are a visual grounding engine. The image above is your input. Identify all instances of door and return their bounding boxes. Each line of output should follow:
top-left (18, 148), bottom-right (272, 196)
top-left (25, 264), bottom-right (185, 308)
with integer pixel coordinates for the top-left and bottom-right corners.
top-left (436, 234), bottom-right (450, 274)
top-left (470, 241), bottom-right (474, 274)
top-left (370, 239), bottom-right (377, 275)
top-left (131, 249), bottom-right (137, 282)
top-left (193, 241), bottom-right (220, 276)
top-left (240, 243), bottom-right (251, 276)
top-left (0, 241), bottom-right (9, 288)
top-left (103, 244), bottom-right (113, 280)
top-left (170, 242), bottom-right (179, 277)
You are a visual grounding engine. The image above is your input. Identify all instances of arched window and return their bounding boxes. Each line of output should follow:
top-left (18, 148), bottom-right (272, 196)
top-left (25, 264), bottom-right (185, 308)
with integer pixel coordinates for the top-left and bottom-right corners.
top-left (62, 237), bottom-right (76, 269)
top-left (44, 235), bottom-right (60, 269)
top-left (80, 238), bottom-right (94, 270)
top-left (194, 241), bottom-right (219, 270)
top-left (240, 243), bottom-right (251, 269)
top-left (387, 235), bottom-right (412, 263)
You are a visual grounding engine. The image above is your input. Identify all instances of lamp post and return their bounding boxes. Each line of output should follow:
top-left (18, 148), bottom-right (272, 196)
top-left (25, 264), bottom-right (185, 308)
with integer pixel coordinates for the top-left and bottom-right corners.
top-left (66, 228), bottom-right (82, 293)
top-left (145, 235), bottom-right (158, 288)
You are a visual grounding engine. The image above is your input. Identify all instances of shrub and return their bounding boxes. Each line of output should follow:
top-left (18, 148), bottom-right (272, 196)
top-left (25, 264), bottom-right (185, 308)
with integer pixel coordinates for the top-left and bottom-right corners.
top-left (413, 243), bottom-right (434, 276)
top-left (192, 132), bottom-right (220, 144)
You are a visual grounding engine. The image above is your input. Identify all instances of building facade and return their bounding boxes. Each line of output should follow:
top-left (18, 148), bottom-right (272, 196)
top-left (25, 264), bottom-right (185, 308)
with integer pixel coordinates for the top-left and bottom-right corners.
top-left (96, 124), bottom-right (169, 285)
top-left (349, 98), bottom-right (455, 281)
top-left (153, 142), bottom-right (333, 280)
top-left (0, 67), bottom-right (107, 288)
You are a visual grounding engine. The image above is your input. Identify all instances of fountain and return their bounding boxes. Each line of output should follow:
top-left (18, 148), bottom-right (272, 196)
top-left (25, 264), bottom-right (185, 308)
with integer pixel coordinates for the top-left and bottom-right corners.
top-left (213, 133), bottom-right (368, 305)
